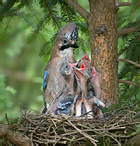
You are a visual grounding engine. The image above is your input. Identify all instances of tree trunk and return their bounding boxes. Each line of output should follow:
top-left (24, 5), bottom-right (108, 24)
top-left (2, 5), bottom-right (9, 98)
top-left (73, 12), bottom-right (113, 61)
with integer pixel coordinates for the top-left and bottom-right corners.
top-left (88, 0), bottom-right (119, 106)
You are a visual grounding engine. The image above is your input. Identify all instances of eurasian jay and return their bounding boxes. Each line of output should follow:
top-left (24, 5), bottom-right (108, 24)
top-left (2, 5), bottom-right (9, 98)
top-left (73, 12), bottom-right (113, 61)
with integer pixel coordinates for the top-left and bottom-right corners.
top-left (77, 51), bottom-right (91, 69)
top-left (87, 67), bottom-right (105, 118)
top-left (88, 67), bottom-right (101, 99)
top-left (73, 63), bottom-right (93, 117)
top-left (42, 22), bottom-right (78, 113)
top-left (47, 58), bottom-right (77, 116)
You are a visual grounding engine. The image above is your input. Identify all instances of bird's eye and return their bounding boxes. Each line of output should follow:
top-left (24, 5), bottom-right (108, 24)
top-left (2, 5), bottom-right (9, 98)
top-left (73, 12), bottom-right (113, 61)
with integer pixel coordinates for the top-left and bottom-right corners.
top-left (65, 65), bottom-right (68, 68)
top-left (86, 68), bottom-right (91, 75)
top-left (63, 39), bottom-right (67, 44)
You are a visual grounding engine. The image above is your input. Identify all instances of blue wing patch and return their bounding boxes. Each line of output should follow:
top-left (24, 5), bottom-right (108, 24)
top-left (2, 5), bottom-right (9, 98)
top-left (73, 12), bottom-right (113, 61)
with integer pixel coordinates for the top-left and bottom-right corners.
top-left (56, 95), bottom-right (74, 115)
top-left (43, 70), bottom-right (49, 90)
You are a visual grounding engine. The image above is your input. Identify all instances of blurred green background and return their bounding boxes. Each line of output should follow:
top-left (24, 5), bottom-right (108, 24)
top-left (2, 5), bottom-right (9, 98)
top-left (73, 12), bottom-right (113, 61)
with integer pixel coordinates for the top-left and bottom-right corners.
top-left (0, 0), bottom-right (139, 122)
top-left (0, 3), bottom-right (47, 121)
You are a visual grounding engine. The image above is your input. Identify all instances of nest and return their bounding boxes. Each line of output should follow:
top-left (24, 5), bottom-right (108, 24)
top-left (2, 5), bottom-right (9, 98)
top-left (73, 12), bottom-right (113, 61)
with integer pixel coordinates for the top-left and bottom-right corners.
top-left (9, 105), bottom-right (139, 146)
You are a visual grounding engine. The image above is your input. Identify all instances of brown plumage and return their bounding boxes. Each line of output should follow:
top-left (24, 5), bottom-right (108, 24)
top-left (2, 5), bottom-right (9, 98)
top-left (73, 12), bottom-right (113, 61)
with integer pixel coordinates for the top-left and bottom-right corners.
top-left (42, 22), bottom-right (78, 113)
top-left (73, 63), bottom-right (93, 117)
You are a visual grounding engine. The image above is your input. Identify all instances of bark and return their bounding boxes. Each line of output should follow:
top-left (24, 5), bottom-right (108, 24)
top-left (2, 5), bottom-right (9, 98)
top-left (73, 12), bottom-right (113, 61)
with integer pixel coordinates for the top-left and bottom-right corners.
top-left (88, 0), bottom-right (119, 106)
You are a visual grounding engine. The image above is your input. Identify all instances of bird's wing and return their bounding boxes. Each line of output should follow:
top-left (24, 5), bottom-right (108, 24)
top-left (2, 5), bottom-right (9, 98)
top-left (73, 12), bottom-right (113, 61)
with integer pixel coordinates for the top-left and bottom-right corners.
top-left (57, 94), bottom-right (75, 115)
top-left (43, 70), bottom-right (49, 91)
top-left (42, 63), bottom-right (50, 113)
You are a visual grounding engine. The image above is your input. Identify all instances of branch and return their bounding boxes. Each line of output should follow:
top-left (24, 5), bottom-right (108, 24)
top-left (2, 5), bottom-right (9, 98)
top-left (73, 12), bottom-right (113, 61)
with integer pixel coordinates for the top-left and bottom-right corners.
top-left (64, 0), bottom-right (89, 21)
top-left (118, 47), bottom-right (129, 56)
top-left (66, 4), bottom-right (71, 22)
top-left (119, 80), bottom-right (140, 88)
top-left (0, 124), bottom-right (30, 145)
top-left (117, 59), bottom-right (140, 68)
top-left (89, 0), bottom-right (94, 15)
top-left (119, 2), bottom-right (131, 7)
top-left (44, 0), bottom-right (60, 29)
top-left (118, 26), bottom-right (139, 37)
top-left (67, 119), bottom-right (98, 146)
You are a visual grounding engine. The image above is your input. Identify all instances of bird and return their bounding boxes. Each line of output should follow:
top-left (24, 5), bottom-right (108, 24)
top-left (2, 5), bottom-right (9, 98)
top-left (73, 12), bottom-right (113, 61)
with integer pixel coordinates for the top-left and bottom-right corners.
top-left (88, 67), bottom-right (101, 99)
top-left (87, 67), bottom-right (105, 118)
top-left (47, 58), bottom-right (77, 116)
top-left (77, 51), bottom-right (91, 69)
top-left (73, 62), bottom-right (93, 117)
top-left (42, 22), bottom-right (79, 113)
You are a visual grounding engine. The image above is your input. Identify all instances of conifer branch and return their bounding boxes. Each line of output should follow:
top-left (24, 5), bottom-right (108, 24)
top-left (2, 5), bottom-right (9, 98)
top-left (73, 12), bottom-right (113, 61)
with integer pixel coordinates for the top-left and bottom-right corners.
top-left (119, 80), bottom-right (140, 88)
top-left (34, 14), bottom-right (50, 36)
top-left (118, 26), bottom-right (139, 37)
top-left (119, 2), bottom-right (131, 7)
top-left (118, 48), bottom-right (129, 56)
top-left (75, 13), bottom-right (83, 22)
top-left (27, 6), bottom-right (48, 32)
top-left (18, 12), bottom-right (47, 42)
top-left (117, 59), bottom-right (140, 68)
top-left (64, 0), bottom-right (89, 21)
top-left (44, 0), bottom-right (60, 29)
top-left (66, 4), bottom-right (71, 22)
top-left (0, 124), bottom-right (30, 145)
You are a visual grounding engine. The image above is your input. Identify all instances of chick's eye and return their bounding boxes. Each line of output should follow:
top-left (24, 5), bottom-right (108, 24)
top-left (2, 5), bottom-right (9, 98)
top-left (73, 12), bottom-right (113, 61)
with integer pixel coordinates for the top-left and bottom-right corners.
top-left (63, 39), bottom-right (67, 44)
top-left (86, 68), bottom-right (90, 72)
top-left (65, 65), bottom-right (68, 68)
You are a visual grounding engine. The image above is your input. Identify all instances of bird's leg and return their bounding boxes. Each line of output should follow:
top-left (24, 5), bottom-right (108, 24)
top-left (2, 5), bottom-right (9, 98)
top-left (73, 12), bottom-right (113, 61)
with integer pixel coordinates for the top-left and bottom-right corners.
top-left (83, 93), bottom-right (93, 117)
top-left (75, 96), bottom-right (83, 116)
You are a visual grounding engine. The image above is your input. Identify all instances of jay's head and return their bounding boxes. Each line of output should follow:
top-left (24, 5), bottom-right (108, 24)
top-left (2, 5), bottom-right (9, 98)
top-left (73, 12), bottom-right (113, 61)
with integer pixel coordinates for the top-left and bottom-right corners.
top-left (56, 22), bottom-right (79, 52)
top-left (61, 57), bottom-right (75, 77)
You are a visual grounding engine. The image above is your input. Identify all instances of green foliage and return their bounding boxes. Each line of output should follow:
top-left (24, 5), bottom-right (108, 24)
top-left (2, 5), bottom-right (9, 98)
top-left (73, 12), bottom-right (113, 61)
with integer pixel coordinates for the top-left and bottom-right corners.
top-left (117, 0), bottom-right (140, 104)
top-left (0, 75), bottom-right (12, 111)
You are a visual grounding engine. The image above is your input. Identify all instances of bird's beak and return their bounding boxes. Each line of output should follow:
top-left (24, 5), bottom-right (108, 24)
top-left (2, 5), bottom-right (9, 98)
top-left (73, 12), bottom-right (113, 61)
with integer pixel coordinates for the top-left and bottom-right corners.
top-left (73, 67), bottom-right (85, 78)
top-left (74, 42), bottom-right (79, 48)
top-left (82, 51), bottom-right (91, 62)
top-left (91, 67), bottom-right (96, 76)
top-left (69, 40), bottom-right (79, 49)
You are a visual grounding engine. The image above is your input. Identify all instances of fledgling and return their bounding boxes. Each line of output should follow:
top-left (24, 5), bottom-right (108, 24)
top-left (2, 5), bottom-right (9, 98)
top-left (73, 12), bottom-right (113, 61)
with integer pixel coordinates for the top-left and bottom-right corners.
top-left (42, 22), bottom-right (78, 113)
top-left (61, 57), bottom-right (77, 94)
top-left (89, 67), bottom-right (101, 99)
top-left (47, 59), bottom-right (77, 116)
top-left (77, 51), bottom-right (91, 69)
top-left (88, 67), bottom-right (105, 118)
top-left (75, 51), bottom-right (91, 97)
top-left (74, 63), bottom-right (93, 117)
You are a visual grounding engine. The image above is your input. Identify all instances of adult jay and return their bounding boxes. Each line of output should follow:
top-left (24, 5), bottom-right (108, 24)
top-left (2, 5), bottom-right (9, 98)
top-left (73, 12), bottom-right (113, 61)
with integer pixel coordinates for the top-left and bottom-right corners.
top-left (42, 22), bottom-right (78, 113)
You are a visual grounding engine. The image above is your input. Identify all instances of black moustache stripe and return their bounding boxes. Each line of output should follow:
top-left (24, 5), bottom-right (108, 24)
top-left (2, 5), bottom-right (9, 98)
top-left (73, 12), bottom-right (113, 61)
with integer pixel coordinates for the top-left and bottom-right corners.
top-left (59, 43), bottom-right (79, 51)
